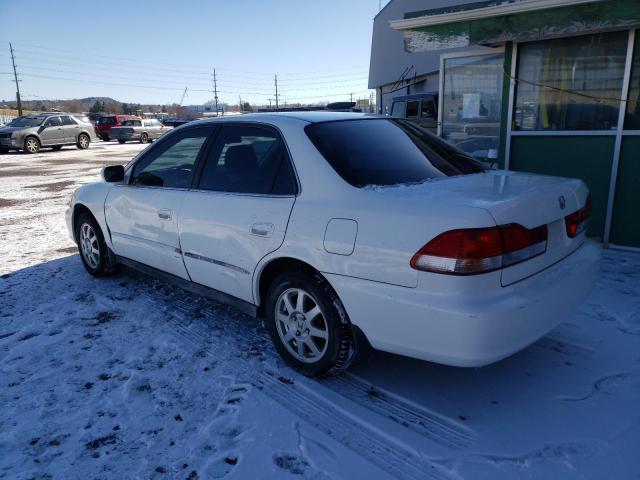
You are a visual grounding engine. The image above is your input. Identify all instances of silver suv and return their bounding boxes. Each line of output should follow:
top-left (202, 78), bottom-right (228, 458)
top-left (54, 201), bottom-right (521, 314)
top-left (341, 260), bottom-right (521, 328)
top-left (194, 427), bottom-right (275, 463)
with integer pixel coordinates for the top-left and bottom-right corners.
top-left (0, 113), bottom-right (96, 154)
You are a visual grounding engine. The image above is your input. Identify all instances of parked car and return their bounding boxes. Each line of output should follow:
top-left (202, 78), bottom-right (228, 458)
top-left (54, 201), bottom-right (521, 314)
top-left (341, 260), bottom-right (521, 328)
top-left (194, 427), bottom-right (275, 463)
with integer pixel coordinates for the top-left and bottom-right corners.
top-left (390, 93), bottom-right (438, 133)
top-left (95, 114), bottom-right (138, 141)
top-left (110, 118), bottom-right (168, 144)
top-left (66, 112), bottom-right (599, 376)
top-left (0, 113), bottom-right (95, 154)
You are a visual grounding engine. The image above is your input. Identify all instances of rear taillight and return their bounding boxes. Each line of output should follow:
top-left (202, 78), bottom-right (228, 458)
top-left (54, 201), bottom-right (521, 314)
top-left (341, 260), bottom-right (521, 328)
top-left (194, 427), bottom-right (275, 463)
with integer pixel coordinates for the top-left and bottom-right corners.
top-left (565, 195), bottom-right (591, 238)
top-left (410, 223), bottom-right (548, 275)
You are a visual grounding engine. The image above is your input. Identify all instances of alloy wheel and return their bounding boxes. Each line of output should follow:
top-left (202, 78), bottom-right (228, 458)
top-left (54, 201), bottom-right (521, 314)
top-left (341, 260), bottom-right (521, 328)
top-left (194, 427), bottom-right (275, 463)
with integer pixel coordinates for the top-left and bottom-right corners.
top-left (78, 134), bottom-right (90, 149)
top-left (25, 138), bottom-right (39, 153)
top-left (79, 222), bottom-right (100, 269)
top-left (275, 288), bottom-right (329, 363)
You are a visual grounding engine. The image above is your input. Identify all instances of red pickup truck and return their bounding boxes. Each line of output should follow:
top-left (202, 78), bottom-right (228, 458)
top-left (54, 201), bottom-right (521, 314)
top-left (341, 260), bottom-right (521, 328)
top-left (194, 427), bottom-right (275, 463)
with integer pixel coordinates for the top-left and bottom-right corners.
top-left (94, 115), bottom-right (139, 141)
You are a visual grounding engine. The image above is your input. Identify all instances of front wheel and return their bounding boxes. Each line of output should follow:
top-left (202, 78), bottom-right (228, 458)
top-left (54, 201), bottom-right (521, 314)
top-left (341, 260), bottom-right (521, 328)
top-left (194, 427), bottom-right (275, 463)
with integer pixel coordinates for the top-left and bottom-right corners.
top-left (265, 271), bottom-right (355, 377)
top-left (75, 212), bottom-right (116, 277)
top-left (76, 133), bottom-right (90, 149)
top-left (24, 136), bottom-right (40, 154)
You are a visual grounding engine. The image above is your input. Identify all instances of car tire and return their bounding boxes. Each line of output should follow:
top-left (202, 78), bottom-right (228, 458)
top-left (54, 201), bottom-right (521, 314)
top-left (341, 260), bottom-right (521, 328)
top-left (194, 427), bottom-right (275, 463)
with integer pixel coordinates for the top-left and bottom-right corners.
top-left (75, 212), bottom-right (116, 277)
top-left (140, 133), bottom-right (149, 144)
top-left (24, 136), bottom-right (40, 154)
top-left (118, 139), bottom-right (126, 144)
top-left (52, 145), bottom-right (63, 151)
top-left (103, 136), bottom-right (110, 142)
top-left (265, 271), bottom-right (355, 377)
top-left (76, 133), bottom-right (90, 150)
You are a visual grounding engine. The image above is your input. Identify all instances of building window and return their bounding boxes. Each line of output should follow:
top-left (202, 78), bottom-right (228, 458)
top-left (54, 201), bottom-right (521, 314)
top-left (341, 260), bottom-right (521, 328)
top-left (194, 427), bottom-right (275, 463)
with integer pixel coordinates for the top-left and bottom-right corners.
top-left (441, 52), bottom-right (504, 160)
top-left (625, 31), bottom-right (640, 130)
top-left (514, 31), bottom-right (628, 131)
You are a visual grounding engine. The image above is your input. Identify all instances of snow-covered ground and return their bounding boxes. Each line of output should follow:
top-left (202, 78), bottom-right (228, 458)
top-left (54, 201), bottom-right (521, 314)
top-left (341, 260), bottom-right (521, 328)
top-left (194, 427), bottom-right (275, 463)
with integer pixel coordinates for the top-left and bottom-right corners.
top-left (1, 143), bottom-right (639, 479)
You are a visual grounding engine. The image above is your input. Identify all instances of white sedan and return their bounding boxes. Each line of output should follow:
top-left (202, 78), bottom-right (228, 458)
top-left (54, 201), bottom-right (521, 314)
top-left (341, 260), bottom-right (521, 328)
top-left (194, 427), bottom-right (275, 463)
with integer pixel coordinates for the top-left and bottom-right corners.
top-left (66, 112), bottom-right (599, 376)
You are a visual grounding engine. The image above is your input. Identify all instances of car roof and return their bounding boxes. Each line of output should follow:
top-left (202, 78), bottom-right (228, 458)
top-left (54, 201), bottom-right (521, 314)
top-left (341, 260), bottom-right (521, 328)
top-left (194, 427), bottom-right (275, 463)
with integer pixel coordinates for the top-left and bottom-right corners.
top-left (197, 111), bottom-right (378, 125)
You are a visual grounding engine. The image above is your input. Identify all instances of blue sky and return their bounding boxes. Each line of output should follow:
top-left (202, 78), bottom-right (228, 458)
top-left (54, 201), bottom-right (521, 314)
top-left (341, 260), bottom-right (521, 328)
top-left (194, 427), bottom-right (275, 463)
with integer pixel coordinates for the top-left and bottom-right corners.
top-left (0, 0), bottom-right (385, 106)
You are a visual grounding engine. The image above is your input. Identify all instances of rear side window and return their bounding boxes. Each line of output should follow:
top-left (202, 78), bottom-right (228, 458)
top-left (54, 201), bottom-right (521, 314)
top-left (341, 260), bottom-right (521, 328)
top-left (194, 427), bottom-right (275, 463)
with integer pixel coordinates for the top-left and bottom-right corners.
top-left (406, 101), bottom-right (419, 118)
top-left (122, 120), bottom-right (142, 126)
top-left (198, 125), bottom-right (296, 195)
top-left (60, 116), bottom-right (77, 125)
top-left (421, 100), bottom-right (436, 119)
top-left (44, 116), bottom-right (62, 127)
top-left (305, 119), bottom-right (486, 188)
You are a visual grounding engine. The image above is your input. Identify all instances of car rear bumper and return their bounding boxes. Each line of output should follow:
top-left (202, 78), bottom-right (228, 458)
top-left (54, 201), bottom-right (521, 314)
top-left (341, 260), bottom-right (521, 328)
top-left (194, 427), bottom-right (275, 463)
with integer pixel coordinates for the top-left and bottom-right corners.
top-left (325, 240), bottom-right (601, 367)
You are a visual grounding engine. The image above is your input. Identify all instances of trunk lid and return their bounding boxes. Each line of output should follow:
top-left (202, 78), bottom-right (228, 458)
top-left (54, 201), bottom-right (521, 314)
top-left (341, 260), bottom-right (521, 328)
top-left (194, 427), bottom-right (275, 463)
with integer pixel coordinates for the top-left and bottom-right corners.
top-left (372, 170), bottom-right (589, 286)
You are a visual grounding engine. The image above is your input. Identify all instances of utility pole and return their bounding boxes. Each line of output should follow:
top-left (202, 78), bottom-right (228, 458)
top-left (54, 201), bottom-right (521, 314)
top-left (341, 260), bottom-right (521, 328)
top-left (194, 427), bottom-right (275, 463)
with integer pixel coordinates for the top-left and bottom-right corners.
top-left (350, 92), bottom-right (354, 103)
top-left (274, 74), bottom-right (279, 110)
top-left (9, 43), bottom-right (22, 116)
top-left (212, 69), bottom-right (219, 116)
top-left (238, 95), bottom-right (242, 113)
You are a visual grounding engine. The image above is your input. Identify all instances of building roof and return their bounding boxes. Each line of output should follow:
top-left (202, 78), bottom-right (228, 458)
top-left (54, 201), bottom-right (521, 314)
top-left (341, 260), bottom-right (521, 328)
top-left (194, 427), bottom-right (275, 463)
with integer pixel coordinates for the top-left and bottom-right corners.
top-left (368, 0), bottom-right (491, 89)
top-left (389, 0), bottom-right (601, 30)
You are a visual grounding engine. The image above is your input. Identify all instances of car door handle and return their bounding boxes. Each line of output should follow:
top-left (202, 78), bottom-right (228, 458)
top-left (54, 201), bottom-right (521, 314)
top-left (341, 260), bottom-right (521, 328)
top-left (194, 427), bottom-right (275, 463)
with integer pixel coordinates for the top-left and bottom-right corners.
top-left (250, 223), bottom-right (274, 237)
top-left (158, 209), bottom-right (172, 220)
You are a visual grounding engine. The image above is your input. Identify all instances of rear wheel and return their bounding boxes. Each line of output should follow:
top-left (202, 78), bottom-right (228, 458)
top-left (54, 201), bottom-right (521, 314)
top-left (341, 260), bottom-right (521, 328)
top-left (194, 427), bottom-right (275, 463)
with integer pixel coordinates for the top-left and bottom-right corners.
top-left (140, 133), bottom-right (149, 144)
top-left (76, 133), bottom-right (90, 150)
top-left (24, 136), bottom-right (40, 154)
top-left (118, 139), bottom-right (126, 144)
top-left (75, 212), bottom-right (116, 277)
top-left (265, 271), bottom-right (354, 377)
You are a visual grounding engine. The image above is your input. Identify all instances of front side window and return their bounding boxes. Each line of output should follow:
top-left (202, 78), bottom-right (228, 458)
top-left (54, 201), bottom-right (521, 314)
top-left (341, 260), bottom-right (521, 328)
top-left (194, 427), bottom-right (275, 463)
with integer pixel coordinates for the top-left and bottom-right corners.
top-left (391, 101), bottom-right (406, 117)
top-left (305, 119), bottom-right (485, 188)
top-left (625, 32), bottom-right (640, 130)
top-left (131, 128), bottom-right (212, 188)
top-left (515, 31), bottom-right (627, 131)
top-left (44, 116), bottom-right (62, 128)
top-left (197, 125), bottom-right (296, 195)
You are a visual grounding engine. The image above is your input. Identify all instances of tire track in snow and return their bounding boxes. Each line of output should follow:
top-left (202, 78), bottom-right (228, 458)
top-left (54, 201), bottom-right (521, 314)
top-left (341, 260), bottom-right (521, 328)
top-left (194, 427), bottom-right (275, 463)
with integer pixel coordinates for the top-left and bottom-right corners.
top-left (139, 288), bottom-right (474, 451)
top-left (141, 293), bottom-right (456, 480)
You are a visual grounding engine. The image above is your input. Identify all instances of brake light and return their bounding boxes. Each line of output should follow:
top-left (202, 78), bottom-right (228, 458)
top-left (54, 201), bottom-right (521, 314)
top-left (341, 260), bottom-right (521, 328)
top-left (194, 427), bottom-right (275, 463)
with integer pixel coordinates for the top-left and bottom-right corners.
top-left (565, 196), bottom-right (591, 238)
top-left (410, 223), bottom-right (548, 275)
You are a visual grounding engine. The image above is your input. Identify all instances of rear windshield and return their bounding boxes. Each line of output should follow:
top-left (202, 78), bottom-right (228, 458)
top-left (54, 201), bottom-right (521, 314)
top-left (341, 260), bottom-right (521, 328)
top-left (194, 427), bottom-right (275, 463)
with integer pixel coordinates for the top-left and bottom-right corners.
top-left (305, 119), bottom-right (486, 188)
top-left (8, 116), bottom-right (45, 127)
top-left (98, 116), bottom-right (116, 125)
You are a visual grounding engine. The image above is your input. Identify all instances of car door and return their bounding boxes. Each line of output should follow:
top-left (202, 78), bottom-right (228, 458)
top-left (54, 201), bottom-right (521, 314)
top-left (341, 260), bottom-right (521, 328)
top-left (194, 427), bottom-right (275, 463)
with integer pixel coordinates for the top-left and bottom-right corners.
top-left (104, 125), bottom-right (214, 279)
top-left (40, 116), bottom-right (64, 145)
top-left (60, 115), bottom-right (80, 143)
top-left (178, 124), bottom-right (298, 303)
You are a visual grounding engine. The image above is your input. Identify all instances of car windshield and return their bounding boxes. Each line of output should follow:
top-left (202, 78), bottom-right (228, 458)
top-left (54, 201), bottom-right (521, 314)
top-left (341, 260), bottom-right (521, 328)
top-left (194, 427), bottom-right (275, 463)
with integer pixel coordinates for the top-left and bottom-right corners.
top-left (305, 118), bottom-right (486, 188)
top-left (8, 116), bottom-right (45, 127)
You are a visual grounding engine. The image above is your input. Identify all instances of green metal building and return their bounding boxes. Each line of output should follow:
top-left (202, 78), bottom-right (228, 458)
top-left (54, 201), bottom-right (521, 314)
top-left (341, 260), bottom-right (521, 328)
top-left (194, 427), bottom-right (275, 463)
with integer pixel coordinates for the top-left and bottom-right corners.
top-left (380, 0), bottom-right (640, 249)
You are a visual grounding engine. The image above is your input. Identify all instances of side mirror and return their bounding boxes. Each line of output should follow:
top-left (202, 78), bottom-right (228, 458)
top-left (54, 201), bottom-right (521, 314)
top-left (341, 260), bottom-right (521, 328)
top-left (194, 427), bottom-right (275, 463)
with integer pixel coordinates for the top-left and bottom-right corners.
top-left (102, 165), bottom-right (125, 183)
